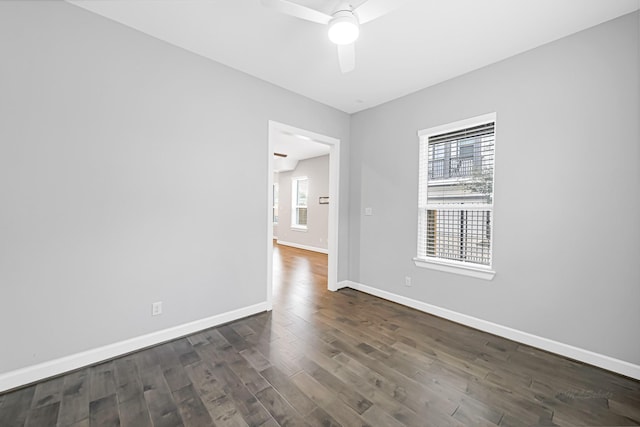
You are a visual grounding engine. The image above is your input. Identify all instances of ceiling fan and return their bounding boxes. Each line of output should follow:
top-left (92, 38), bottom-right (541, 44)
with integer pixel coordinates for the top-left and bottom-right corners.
top-left (261, 0), bottom-right (405, 74)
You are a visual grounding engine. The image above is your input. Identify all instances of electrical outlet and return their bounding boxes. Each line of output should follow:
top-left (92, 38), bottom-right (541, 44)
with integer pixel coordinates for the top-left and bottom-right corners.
top-left (152, 301), bottom-right (162, 316)
top-left (404, 276), bottom-right (412, 287)
top-left (364, 207), bottom-right (373, 216)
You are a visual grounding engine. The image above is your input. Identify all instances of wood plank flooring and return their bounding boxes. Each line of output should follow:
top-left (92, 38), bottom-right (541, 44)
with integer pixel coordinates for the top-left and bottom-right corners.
top-left (1, 242), bottom-right (639, 426)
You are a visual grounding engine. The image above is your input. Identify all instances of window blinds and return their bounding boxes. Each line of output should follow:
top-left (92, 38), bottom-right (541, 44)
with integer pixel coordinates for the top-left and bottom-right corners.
top-left (418, 120), bottom-right (495, 266)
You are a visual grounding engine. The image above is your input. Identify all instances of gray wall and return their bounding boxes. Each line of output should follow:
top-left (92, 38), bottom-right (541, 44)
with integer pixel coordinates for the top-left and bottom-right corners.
top-left (277, 155), bottom-right (330, 251)
top-left (0, 1), bottom-right (349, 374)
top-left (349, 12), bottom-right (640, 365)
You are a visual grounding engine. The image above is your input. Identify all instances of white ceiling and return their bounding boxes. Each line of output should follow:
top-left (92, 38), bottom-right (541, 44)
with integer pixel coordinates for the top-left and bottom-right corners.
top-left (273, 130), bottom-right (330, 172)
top-left (68, 0), bottom-right (639, 114)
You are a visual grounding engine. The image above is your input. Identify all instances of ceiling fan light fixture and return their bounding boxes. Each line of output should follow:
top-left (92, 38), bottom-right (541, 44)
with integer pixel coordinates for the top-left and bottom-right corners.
top-left (328, 11), bottom-right (359, 45)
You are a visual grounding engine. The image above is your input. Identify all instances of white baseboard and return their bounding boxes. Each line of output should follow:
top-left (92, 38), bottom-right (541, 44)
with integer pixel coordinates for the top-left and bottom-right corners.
top-left (276, 240), bottom-right (328, 254)
top-left (343, 281), bottom-right (640, 380)
top-left (0, 302), bottom-right (268, 393)
top-left (336, 280), bottom-right (350, 290)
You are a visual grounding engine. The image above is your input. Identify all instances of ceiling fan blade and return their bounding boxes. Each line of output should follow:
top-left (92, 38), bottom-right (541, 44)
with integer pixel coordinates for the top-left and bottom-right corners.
top-left (337, 43), bottom-right (355, 74)
top-left (355, 0), bottom-right (407, 24)
top-left (261, 0), bottom-right (331, 25)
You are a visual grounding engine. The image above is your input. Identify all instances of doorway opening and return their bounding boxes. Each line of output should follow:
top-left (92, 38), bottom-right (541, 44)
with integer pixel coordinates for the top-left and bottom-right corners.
top-left (266, 121), bottom-right (340, 311)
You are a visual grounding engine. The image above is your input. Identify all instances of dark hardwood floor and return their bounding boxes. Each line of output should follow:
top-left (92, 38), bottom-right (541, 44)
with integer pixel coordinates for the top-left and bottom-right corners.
top-left (1, 242), bottom-right (639, 426)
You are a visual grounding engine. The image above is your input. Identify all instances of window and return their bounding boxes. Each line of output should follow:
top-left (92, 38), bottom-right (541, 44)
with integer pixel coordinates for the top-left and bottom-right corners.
top-left (273, 183), bottom-right (279, 224)
top-left (292, 177), bottom-right (308, 229)
top-left (416, 114), bottom-right (496, 279)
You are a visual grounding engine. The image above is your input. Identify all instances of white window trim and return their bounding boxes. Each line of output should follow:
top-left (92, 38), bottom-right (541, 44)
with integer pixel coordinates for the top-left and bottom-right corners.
top-left (273, 182), bottom-right (279, 225)
top-left (291, 176), bottom-right (308, 230)
top-left (416, 113), bottom-right (497, 279)
top-left (413, 257), bottom-right (495, 280)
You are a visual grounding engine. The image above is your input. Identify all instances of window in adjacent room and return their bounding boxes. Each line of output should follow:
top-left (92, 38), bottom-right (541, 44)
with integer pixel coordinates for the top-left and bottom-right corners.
top-left (292, 177), bottom-right (308, 229)
top-left (273, 182), bottom-right (279, 224)
top-left (415, 113), bottom-right (496, 279)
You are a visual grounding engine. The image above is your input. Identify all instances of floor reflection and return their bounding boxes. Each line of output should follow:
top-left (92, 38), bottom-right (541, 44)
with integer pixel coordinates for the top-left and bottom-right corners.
top-left (272, 241), bottom-right (328, 325)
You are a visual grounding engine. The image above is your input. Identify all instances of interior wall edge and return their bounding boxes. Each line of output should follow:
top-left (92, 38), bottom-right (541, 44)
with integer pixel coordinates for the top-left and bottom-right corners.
top-left (0, 301), bottom-right (268, 394)
top-left (341, 281), bottom-right (640, 380)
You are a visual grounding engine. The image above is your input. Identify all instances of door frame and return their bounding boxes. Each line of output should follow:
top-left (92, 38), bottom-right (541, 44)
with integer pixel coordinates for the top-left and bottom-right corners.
top-left (266, 121), bottom-right (340, 310)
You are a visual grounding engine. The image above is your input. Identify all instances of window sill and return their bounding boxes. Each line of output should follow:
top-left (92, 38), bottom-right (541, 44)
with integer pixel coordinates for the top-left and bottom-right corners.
top-left (290, 226), bottom-right (307, 232)
top-left (413, 257), bottom-right (495, 280)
